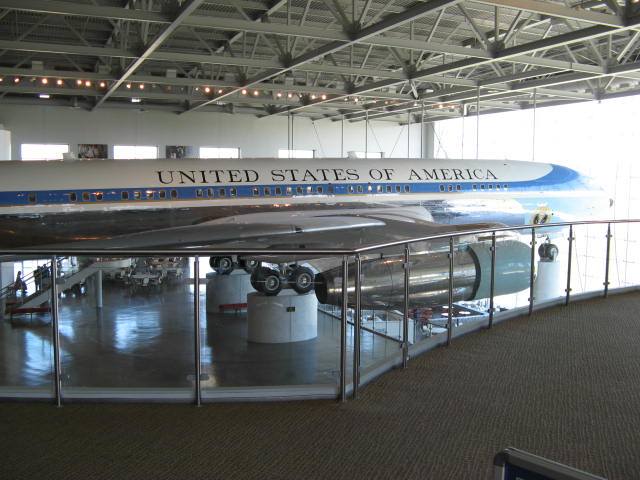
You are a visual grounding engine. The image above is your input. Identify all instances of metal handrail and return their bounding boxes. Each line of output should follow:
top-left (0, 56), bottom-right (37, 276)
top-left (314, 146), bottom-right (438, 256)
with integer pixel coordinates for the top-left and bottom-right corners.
top-left (2, 217), bottom-right (638, 405)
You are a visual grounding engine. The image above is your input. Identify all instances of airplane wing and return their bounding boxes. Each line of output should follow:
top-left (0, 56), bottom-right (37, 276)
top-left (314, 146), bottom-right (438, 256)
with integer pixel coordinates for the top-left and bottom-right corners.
top-left (28, 205), bottom-right (504, 253)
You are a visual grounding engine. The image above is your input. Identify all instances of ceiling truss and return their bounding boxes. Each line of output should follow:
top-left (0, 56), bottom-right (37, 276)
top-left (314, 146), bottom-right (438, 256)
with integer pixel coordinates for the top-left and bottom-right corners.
top-left (0, 0), bottom-right (638, 124)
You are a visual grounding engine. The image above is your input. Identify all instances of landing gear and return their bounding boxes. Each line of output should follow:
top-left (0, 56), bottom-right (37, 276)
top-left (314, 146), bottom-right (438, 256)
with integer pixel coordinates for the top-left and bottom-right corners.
top-left (210, 256), bottom-right (234, 275)
top-left (238, 258), bottom-right (259, 274)
top-left (250, 267), bottom-right (283, 296)
top-left (288, 266), bottom-right (315, 294)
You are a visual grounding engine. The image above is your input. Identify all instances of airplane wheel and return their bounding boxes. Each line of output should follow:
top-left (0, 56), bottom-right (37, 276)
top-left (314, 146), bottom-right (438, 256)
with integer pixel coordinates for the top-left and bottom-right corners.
top-left (211, 256), bottom-right (234, 275)
top-left (251, 267), bottom-right (282, 296)
top-left (289, 266), bottom-right (315, 294)
top-left (238, 258), bottom-right (259, 274)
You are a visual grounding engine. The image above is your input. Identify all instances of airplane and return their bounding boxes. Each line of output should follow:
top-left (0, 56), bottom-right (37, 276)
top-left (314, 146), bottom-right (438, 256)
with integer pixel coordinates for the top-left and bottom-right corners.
top-left (0, 157), bottom-right (611, 308)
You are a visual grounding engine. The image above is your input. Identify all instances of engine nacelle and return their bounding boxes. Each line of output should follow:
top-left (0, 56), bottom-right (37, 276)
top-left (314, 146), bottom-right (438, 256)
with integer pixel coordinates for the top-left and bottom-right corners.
top-left (315, 239), bottom-right (531, 309)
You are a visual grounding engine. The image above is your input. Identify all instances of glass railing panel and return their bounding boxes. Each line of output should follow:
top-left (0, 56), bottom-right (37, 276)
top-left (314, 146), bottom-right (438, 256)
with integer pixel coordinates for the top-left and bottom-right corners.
top-left (531, 224), bottom-right (572, 305)
top-left (405, 238), bottom-right (451, 345)
top-left (201, 255), bottom-right (343, 400)
top-left (0, 256), bottom-right (55, 398)
top-left (609, 222), bottom-right (640, 290)
top-left (58, 256), bottom-right (193, 400)
top-left (340, 246), bottom-right (406, 379)
top-left (571, 224), bottom-right (609, 296)
top-left (491, 228), bottom-right (536, 318)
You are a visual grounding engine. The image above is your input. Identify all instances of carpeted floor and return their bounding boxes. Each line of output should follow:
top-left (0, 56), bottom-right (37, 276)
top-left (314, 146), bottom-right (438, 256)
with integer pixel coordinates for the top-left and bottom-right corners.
top-left (2, 292), bottom-right (639, 479)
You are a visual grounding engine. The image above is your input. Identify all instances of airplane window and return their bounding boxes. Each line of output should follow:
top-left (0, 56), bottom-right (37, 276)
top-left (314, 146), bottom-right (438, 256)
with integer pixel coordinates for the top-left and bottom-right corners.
top-left (317, 186), bottom-right (323, 194)
top-left (348, 186), bottom-right (354, 193)
top-left (206, 188), bottom-right (212, 197)
top-left (252, 188), bottom-right (259, 196)
top-left (367, 185), bottom-right (372, 192)
top-left (196, 189), bottom-right (203, 198)
top-left (286, 187), bottom-right (292, 195)
top-left (230, 188), bottom-right (237, 197)
top-left (82, 192), bottom-right (90, 201)
top-left (386, 185), bottom-right (392, 193)
top-left (307, 186), bottom-right (313, 194)
top-left (488, 184), bottom-right (493, 190)
top-left (395, 185), bottom-right (401, 193)
top-left (95, 193), bottom-right (103, 201)
top-left (496, 184), bottom-right (501, 190)
top-left (264, 187), bottom-right (271, 195)
top-left (218, 188), bottom-right (226, 197)
top-left (275, 187), bottom-right (282, 195)
top-left (472, 184), bottom-right (477, 190)
top-left (146, 191), bottom-right (154, 199)
top-left (328, 186), bottom-right (334, 194)
top-left (159, 190), bottom-right (166, 199)
top-left (69, 192), bottom-right (77, 202)
top-left (28, 193), bottom-right (36, 203)
top-left (170, 189), bottom-right (178, 199)
top-left (133, 191), bottom-right (141, 200)
top-left (296, 186), bottom-right (303, 195)
top-left (447, 185), bottom-right (453, 192)
top-left (404, 185), bottom-right (410, 193)
top-left (456, 185), bottom-right (461, 191)
top-left (357, 185), bottom-right (363, 193)
top-left (439, 185), bottom-right (445, 192)
top-left (503, 184), bottom-right (508, 189)
top-left (377, 185), bottom-right (382, 193)
top-left (480, 184), bottom-right (485, 190)
top-left (121, 191), bottom-right (129, 200)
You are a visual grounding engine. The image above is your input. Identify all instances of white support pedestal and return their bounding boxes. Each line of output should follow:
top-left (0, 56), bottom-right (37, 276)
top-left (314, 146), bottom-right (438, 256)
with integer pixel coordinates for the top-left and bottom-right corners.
top-left (533, 260), bottom-right (564, 301)
top-left (247, 290), bottom-right (318, 343)
top-left (206, 271), bottom-right (254, 313)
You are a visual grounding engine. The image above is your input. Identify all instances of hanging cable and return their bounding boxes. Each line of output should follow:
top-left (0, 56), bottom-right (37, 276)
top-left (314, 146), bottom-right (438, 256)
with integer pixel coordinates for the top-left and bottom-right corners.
top-left (312, 121), bottom-right (326, 157)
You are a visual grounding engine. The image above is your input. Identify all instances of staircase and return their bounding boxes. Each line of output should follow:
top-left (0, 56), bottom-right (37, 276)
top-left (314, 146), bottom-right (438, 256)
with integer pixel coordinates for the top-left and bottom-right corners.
top-left (18, 263), bottom-right (101, 309)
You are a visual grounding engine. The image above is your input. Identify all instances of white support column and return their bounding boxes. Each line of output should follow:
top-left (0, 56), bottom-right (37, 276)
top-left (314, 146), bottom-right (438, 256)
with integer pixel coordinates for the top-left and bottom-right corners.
top-left (422, 122), bottom-right (435, 158)
top-left (95, 271), bottom-right (103, 308)
top-left (0, 124), bottom-right (11, 160)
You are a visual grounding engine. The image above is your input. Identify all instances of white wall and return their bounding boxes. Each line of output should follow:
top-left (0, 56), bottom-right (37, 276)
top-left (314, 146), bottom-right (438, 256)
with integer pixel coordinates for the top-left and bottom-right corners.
top-left (0, 104), bottom-right (425, 159)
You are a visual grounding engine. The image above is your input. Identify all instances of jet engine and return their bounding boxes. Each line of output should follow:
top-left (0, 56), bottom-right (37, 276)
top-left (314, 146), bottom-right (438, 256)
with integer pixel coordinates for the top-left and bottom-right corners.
top-left (315, 239), bottom-right (531, 309)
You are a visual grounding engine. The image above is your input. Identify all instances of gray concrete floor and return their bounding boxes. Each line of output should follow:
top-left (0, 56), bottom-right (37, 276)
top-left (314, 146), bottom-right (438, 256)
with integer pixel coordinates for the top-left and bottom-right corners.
top-left (1, 280), bottom-right (401, 395)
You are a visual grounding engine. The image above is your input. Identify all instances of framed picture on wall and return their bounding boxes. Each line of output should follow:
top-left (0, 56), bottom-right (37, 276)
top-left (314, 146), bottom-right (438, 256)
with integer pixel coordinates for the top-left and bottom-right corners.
top-left (166, 145), bottom-right (193, 159)
top-left (78, 144), bottom-right (108, 159)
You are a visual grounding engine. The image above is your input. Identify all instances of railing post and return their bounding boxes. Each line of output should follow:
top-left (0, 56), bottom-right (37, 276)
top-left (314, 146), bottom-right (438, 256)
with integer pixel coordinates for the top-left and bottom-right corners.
top-left (402, 244), bottom-right (410, 368)
top-left (447, 236), bottom-right (454, 346)
top-left (565, 225), bottom-right (573, 306)
top-left (340, 256), bottom-right (349, 403)
top-left (50, 256), bottom-right (62, 407)
top-left (193, 256), bottom-right (202, 407)
top-left (488, 231), bottom-right (496, 329)
top-left (529, 228), bottom-right (536, 316)
top-left (353, 254), bottom-right (361, 399)
top-left (604, 223), bottom-right (612, 298)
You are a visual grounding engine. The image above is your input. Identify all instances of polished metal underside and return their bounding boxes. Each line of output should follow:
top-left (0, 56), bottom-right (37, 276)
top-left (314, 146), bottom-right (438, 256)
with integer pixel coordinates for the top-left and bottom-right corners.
top-left (0, 0), bottom-right (639, 123)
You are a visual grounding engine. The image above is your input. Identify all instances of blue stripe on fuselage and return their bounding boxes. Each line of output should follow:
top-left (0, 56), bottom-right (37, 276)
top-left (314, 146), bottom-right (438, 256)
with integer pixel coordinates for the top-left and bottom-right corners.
top-left (0, 164), bottom-right (591, 208)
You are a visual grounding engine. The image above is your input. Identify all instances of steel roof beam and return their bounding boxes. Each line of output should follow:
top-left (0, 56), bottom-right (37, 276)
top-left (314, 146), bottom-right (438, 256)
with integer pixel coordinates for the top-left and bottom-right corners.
top-left (181, 0), bottom-right (461, 114)
top-left (473, 0), bottom-right (625, 28)
top-left (92, 0), bottom-right (205, 111)
top-left (282, 21), bottom-right (629, 116)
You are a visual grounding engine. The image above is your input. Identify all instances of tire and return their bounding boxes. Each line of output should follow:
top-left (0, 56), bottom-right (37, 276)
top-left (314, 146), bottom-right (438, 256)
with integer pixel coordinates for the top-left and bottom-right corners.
top-left (288, 266), bottom-right (315, 294)
top-left (238, 258), bottom-right (259, 274)
top-left (211, 256), bottom-right (234, 275)
top-left (251, 267), bottom-right (283, 296)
